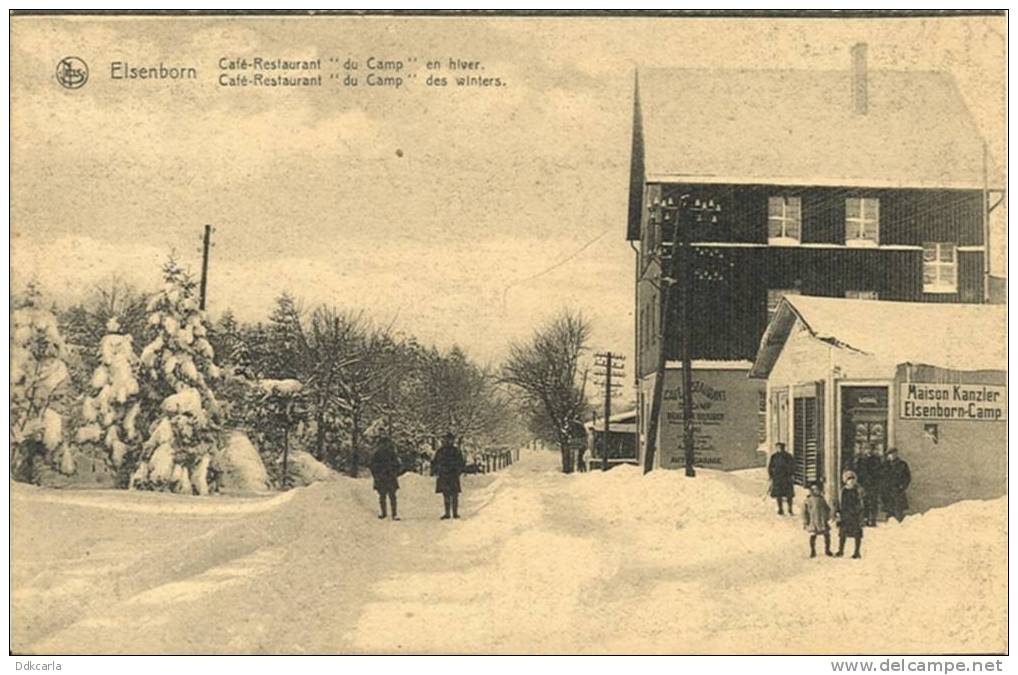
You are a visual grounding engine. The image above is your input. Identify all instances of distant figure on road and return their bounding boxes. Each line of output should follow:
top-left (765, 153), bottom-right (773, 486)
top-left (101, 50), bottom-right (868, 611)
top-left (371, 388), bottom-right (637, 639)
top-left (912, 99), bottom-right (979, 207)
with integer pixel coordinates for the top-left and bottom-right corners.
top-left (433, 432), bottom-right (466, 520)
top-left (836, 470), bottom-right (864, 559)
top-left (881, 447), bottom-right (911, 522)
top-left (802, 481), bottom-right (833, 558)
top-left (768, 442), bottom-right (795, 516)
top-left (854, 445), bottom-right (883, 527)
top-left (370, 437), bottom-right (402, 521)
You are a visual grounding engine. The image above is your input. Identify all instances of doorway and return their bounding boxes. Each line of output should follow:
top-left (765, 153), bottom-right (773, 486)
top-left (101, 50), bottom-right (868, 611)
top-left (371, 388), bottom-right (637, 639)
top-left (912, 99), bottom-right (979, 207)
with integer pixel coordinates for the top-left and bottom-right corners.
top-left (840, 386), bottom-right (889, 473)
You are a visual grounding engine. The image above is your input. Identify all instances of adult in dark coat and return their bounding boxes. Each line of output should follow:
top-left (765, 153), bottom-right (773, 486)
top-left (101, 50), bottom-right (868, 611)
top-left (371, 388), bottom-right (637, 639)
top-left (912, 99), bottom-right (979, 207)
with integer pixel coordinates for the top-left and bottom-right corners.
top-left (854, 446), bottom-right (884, 527)
top-left (768, 442), bottom-right (795, 516)
top-left (881, 447), bottom-right (911, 522)
top-left (369, 437), bottom-right (402, 521)
top-left (836, 470), bottom-right (865, 559)
top-left (432, 432), bottom-right (466, 520)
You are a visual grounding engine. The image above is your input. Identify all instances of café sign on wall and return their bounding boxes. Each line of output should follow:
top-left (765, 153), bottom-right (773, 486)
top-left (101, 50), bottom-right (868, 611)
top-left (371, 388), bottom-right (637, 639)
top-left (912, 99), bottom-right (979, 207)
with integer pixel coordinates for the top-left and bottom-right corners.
top-left (900, 383), bottom-right (1007, 421)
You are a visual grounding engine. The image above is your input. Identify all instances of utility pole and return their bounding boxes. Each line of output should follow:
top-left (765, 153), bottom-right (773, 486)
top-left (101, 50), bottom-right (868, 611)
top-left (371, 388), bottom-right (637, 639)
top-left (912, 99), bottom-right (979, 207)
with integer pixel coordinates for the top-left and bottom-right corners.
top-left (678, 202), bottom-right (696, 478)
top-left (594, 351), bottom-right (625, 471)
top-left (199, 224), bottom-right (212, 311)
top-left (642, 195), bottom-right (720, 476)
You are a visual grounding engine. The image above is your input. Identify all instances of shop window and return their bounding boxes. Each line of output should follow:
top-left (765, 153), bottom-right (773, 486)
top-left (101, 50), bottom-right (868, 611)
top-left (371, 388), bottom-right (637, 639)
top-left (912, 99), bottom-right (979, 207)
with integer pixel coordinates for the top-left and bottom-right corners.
top-left (768, 196), bottom-right (801, 245)
top-left (845, 290), bottom-right (878, 300)
top-left (845, 197), bottom-right (879, 246)
top-left (767, 288), bottom-right (800, 322)
top-left (923, 242), bottom-right (958, 294)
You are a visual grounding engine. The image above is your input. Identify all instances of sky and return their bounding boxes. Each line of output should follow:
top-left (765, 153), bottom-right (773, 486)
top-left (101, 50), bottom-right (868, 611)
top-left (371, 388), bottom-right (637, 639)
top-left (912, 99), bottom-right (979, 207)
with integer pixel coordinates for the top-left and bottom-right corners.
top-left (10, 14), bottom-right (1007, 369)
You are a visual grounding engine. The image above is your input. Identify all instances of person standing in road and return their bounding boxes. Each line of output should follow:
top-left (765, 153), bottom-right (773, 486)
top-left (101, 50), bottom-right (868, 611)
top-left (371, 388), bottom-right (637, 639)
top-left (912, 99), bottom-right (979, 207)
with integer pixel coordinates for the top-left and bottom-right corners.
top-left (882, 447), bottom-right (911, 522)
top-left (855, 445), bottom-right (883, 527)
top-left (836, 470), bottom-right (865, 559)
top-left (802, 481), bottom-right (834, 558)
top-left (433, 432), bottom-right (466, 520)
top-left (369, 436), bottom-right (402, 521)
top-left (768, 442), bottom-right (795, 516)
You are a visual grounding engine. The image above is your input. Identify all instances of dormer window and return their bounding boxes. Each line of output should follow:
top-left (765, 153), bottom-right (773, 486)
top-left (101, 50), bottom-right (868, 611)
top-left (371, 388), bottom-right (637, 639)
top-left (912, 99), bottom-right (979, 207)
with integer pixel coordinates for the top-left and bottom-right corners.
top-left (768, 196), bottom-right (801, 245)
top-left (846, 197), bottom-right (879, 246)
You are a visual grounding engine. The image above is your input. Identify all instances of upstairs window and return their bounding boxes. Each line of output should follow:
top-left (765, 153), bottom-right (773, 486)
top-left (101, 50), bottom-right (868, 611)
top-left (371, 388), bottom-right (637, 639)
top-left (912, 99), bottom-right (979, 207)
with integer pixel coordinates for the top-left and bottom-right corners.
top-left (846, 197), bottom-right (879, 245)
top-left (923, 243), bottom-right (957, 294)
top-left (845, 290), bottom-right (879, 300)
top-left (768, 196), bottom-right (801, 245)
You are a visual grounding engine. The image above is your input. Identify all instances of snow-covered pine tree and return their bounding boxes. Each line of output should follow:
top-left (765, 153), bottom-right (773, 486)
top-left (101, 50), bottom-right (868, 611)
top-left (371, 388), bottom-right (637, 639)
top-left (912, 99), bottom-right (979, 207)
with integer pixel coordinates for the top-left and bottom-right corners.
top-left (75, 318), bottom-right (141, 473)
top-left (133, 257), bottom-right (223, 495)
top-left (10, 283), bottom-right (73, 480)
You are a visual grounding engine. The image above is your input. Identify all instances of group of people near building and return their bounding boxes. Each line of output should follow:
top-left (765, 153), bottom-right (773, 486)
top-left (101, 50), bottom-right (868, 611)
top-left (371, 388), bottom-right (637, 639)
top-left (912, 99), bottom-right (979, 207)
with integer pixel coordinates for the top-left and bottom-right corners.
top-left (368, 432), bottom-right (467, 521)
top-left (767, 442), bottom-right (912, 559)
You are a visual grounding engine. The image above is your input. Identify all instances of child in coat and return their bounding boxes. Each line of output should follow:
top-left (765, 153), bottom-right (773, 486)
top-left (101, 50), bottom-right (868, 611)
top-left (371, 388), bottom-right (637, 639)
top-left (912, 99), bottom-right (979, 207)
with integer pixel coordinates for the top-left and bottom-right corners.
top-left (802, 481), bottom-right (833, 558)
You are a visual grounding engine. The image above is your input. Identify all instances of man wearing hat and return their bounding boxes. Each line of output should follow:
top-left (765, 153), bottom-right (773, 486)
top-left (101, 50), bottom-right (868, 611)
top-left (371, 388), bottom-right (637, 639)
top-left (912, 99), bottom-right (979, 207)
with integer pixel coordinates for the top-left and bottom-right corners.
top-left (881, 448), bottom-right (911, 522)
top-left (767, 442), bottom-right (795, 516)
top-left (369, 436), bottom-right (402, 521)
top-left (432, 432), bottom-right (467, 520)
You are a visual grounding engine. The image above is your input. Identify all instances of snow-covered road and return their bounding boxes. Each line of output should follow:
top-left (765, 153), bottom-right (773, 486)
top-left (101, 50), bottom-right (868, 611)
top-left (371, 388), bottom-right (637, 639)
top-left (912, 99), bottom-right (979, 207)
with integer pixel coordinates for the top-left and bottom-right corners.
top-left (11, 448), bottom-right (1006, 654)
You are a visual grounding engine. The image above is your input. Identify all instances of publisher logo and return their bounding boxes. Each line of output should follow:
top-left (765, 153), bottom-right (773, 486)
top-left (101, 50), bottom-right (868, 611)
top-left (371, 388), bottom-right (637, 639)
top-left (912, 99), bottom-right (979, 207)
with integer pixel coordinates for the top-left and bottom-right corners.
top-left (55, 56), bottom-right (88, 89)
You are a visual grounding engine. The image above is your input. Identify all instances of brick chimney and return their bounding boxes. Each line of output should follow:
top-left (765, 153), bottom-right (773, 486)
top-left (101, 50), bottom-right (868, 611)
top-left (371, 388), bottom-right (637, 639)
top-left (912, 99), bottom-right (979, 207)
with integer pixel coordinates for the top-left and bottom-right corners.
top-left (851, 42), bottom-right (868, 114)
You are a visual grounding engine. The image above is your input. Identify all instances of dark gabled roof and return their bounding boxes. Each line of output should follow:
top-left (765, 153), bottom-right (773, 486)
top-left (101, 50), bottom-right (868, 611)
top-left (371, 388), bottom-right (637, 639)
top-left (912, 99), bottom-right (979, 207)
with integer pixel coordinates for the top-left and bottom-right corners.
top-left (627, 67), bottom-right (1002, 240)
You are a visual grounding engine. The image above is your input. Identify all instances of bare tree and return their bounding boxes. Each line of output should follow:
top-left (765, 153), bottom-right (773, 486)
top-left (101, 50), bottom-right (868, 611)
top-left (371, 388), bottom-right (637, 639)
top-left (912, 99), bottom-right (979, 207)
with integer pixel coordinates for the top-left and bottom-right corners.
top-left (501, 310), bottom-right (591, 473)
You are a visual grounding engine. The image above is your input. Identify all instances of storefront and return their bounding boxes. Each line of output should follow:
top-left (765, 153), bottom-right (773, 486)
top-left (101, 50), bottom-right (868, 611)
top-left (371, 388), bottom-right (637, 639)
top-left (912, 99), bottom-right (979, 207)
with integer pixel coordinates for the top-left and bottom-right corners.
top-left (750, 296), bottom-right (1006, 511)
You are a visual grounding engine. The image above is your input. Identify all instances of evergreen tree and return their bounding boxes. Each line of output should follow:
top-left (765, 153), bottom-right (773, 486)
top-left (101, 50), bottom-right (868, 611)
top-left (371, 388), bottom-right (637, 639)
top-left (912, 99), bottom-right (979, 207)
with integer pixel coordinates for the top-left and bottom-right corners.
top-left (132, 257), bottom-right (223, 494)
top-left (10, 283), bottom-right (73, 480)
top-left (75, 318), bottom-right (141, 472)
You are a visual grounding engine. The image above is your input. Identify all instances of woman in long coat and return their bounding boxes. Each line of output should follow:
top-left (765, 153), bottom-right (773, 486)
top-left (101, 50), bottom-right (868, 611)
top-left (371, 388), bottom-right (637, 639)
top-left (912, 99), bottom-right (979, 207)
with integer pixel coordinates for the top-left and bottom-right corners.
top-left (432, 432), bottom-right (466, 520)
top-left (369, 437), bottom-right (402, 521)
top-left (836, 470), bottom-right (865, 558)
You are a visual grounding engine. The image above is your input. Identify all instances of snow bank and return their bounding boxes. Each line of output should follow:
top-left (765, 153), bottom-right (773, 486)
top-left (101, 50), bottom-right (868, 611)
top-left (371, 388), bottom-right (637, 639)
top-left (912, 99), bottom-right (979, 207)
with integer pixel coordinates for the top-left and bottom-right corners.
top-left (218, 431), bottom-right (271, 493)
top-left (286, 451), bottom-right (339, 486)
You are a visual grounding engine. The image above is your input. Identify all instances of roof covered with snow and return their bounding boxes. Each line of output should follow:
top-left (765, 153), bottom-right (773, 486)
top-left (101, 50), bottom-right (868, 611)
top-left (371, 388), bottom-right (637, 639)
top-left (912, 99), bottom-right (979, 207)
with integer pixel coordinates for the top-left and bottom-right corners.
top-left (632, 66), bottom-right (1000, 190)
top-left (750, 296), bottom-right (1007, 378)
top-left (585, 409), bottom-right (637, 433)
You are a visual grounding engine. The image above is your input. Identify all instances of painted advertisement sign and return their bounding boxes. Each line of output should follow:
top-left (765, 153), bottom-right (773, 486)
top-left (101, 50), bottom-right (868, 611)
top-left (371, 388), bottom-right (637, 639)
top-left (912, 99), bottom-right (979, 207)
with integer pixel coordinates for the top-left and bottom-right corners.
top-left (900, 383), bottom-right (1006, 421)
top-left (658, 368), bottom-right (765, 470)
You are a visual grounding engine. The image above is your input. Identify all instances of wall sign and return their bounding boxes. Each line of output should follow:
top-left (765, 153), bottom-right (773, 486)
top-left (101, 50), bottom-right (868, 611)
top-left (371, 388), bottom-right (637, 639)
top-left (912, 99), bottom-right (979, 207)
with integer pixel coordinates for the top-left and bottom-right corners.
top-left (900, 383), bottom-right (1006, 421)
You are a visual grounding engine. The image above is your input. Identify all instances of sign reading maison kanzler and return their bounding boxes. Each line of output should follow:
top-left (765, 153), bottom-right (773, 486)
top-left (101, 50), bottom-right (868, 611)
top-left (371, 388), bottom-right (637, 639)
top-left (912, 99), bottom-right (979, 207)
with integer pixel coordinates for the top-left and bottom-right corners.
top-left (900, 384), bottom-right (1007, 421)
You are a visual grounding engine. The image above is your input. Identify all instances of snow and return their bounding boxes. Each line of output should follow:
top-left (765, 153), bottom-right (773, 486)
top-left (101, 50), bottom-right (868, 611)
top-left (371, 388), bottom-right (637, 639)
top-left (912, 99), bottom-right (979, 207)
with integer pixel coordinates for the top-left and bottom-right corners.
top-left (9, 448), bottom-right (1005, 654)
top-left (258, 378), bottom-right (303, 395)
top-left (756, 296), bottom-right (1007, 376)
top-left (42, 409), bottom-right (63, 451)
top-left (145, 444), bottom-right (176, 484)
top-left (219, 431), bottom-right (271, 493)
top-left (285, 450), bottom-right (338, 485)
top-left (162, 387), bottom-right (205, 418)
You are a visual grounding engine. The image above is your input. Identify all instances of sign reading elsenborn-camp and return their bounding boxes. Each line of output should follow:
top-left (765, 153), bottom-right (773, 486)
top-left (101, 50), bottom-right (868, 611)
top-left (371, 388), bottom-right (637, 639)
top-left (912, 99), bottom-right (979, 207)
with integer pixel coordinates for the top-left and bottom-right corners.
top-left (900, 383), bottom-right (1007, 421)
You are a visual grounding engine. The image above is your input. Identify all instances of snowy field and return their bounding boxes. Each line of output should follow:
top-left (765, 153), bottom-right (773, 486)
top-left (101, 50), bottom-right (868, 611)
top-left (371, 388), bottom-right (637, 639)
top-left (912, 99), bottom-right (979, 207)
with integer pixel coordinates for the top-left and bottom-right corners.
top-left (11, 448), bottom-right (1006, 654)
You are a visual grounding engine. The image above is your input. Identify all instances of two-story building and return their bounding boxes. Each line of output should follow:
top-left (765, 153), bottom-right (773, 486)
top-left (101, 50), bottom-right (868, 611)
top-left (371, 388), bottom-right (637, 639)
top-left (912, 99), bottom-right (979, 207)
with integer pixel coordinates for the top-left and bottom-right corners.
top-left (627, 44), bottom-right (1002, 471)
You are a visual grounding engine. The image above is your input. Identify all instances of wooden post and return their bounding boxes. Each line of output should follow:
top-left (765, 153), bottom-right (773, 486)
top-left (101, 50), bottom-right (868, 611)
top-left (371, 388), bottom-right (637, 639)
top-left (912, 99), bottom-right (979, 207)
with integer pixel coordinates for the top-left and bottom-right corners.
top-left (643, 198), bottom-right (677, 473)
top-left (679, 204), bottom-right (696, 478)
top-left (983, 141), bottom-right (991, 302)
top-left (603, 352), bottom-right (612, 471)
top-left (282, 427), bottom-right (289, 489)
top-left (199, 224), bottom-right (212, 311)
